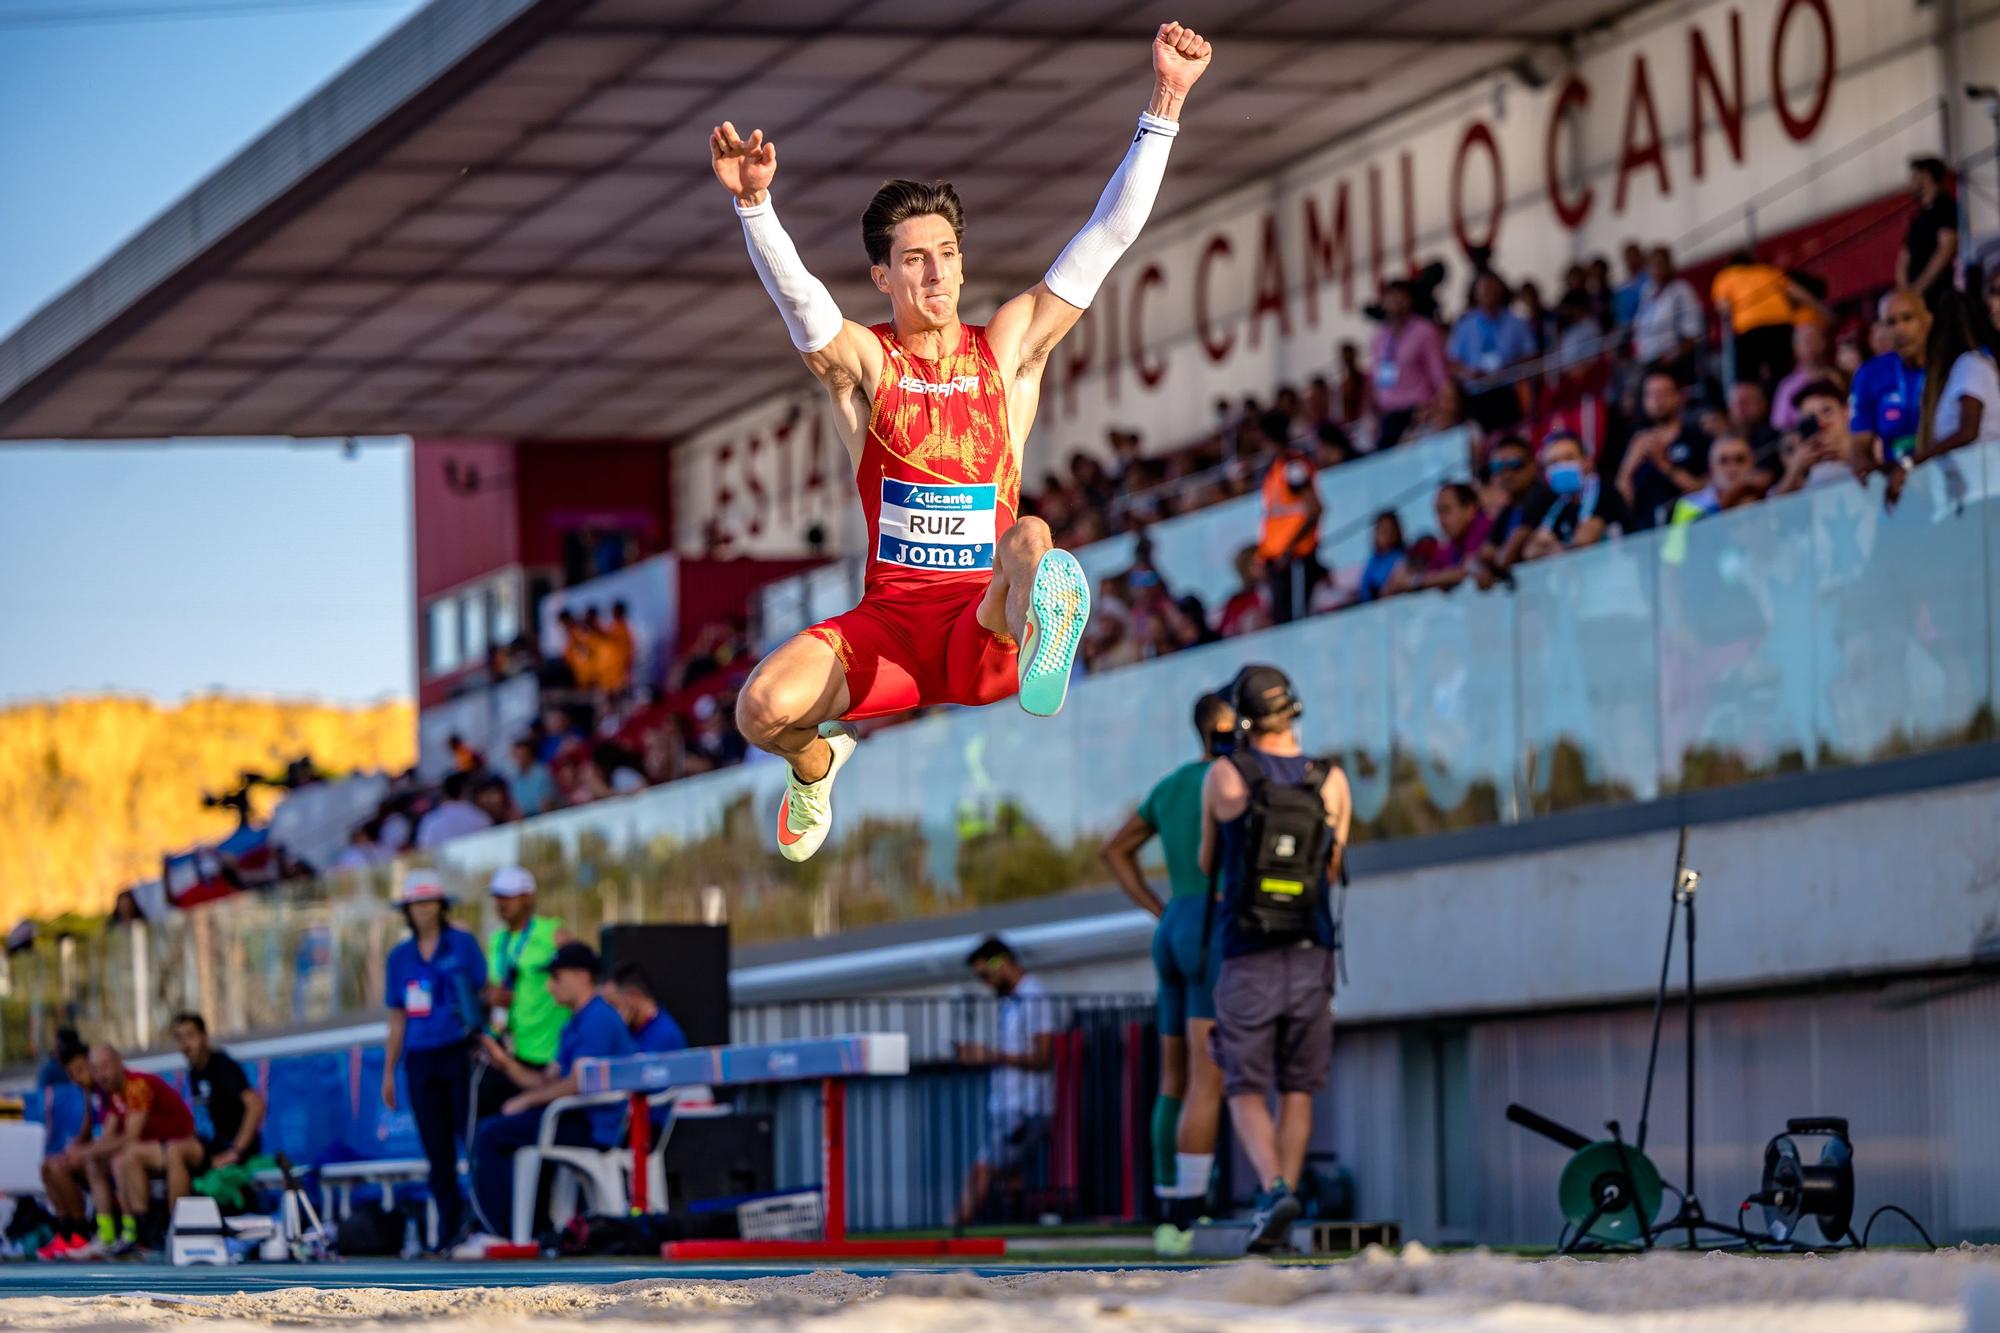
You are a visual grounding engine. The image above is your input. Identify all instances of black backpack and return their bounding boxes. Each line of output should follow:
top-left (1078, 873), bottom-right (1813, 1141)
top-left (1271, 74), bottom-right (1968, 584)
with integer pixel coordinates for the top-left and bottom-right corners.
top-left (1213, 752), bottom-right (1343, 947)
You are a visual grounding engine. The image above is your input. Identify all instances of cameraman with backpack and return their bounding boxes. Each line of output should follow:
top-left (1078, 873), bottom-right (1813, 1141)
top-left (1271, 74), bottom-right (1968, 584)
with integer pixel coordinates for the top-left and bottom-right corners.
top-left (1199, 664), bottom-right (1351, 1253)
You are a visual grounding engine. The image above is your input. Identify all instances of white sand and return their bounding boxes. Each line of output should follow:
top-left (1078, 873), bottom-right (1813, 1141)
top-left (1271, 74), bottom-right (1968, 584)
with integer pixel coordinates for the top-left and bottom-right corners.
top-left (3, 1245), bottom-right (1997, 1332)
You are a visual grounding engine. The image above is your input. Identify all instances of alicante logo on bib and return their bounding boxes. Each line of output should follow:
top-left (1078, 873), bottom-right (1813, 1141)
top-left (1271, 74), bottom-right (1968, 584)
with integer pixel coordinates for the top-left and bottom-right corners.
top-left (877, 479), bottom-right (997, 573)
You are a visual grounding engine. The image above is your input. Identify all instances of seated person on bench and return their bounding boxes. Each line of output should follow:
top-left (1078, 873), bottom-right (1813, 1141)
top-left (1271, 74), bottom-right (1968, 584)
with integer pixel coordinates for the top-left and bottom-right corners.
top-left (471, 942), bottom-right (636, 1233)
top-left (38, 1035), bottom-right (105, 1257)
top-left (605, 963), bottom-right (688, 1054)
top-left (168, 1011), bottom-right (265, 1182)
top-left (89, 1045), bottom-right (199, 1255)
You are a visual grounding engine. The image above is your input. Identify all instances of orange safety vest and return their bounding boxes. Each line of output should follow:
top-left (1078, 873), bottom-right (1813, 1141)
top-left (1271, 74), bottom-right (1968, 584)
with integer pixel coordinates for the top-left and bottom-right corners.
top-left (1257, 460), bottom-right (1318, 560)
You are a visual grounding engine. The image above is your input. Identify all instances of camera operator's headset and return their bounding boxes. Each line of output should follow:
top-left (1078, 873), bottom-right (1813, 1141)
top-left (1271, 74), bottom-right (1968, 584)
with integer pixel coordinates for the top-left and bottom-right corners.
top-left (1201, 665), bottom-right (1351, 983)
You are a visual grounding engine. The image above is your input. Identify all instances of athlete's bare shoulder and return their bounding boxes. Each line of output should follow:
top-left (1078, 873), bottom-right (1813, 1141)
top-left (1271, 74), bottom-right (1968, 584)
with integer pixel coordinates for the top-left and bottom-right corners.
top-left (807, 319), bottom-right (884, 397)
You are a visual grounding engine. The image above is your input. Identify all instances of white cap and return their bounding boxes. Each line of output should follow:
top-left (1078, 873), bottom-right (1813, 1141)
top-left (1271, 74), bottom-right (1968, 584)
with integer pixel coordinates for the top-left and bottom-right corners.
top-left (396, 871), bottom-right (450, 906)
top-left (489, 865), bottom-right (536, 898)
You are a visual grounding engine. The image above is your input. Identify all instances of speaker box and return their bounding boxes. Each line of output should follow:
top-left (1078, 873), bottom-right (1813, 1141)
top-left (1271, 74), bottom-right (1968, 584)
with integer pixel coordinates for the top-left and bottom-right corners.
top-left (598, 923), bottom-right (730, 1049)
top-left (661, 1111), bottom-right (775, 1213)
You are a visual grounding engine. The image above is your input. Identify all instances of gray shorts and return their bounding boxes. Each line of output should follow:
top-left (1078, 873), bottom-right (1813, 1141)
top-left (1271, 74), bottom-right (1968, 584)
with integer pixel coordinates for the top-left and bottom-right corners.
top-left (1212, 943), bottom-right (1335, 1098)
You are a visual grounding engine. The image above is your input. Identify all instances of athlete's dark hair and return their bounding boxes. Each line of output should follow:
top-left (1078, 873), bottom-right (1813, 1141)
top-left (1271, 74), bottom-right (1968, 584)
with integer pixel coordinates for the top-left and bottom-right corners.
top-left (1192, 692), bottom-right (1233, 744)
top-left (1910, 156), bottom-right (1948, 185)
top-left (171, 1011), bottom-right (207, 1035)
top-left (862, 179), bottom-right (965, 266)
top-left (610, 962), bottom-right (656, 1001)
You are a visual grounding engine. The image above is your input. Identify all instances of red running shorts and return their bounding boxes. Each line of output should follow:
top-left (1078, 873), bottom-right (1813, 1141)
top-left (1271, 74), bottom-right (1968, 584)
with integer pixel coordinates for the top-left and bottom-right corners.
top-left (805, 582), bottom-right (1019, 719)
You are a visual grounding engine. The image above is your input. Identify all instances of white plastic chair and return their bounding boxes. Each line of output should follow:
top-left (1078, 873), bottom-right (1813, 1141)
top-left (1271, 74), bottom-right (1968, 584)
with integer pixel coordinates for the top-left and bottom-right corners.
top-left (509, 1088), bottom-right (692, 1245)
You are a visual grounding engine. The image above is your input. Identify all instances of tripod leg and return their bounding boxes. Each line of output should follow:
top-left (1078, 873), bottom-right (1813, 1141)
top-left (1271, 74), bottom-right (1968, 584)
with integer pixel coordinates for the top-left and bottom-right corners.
top-left (1562, 1199), bottom-right (1613, 1256)
top-left (1684, 888), bottom-right (1697, 1251)
top-left (1607, 1126), bottom-right (1654, 1249)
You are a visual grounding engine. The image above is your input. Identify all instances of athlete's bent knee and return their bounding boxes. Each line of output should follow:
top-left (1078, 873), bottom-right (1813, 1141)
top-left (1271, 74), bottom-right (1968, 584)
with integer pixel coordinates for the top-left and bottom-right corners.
top-left (736, 668), bottom-right (822, 750)
top-left (1005, 514), bottom-right (1053, 557)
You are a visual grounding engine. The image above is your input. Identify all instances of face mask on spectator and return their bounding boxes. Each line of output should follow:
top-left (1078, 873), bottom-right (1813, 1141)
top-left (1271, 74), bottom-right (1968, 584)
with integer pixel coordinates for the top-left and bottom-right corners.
top-left (1546, 460), bottom-right (1584, 495)
top-left (1285, 461), bottom-right (1310, 489)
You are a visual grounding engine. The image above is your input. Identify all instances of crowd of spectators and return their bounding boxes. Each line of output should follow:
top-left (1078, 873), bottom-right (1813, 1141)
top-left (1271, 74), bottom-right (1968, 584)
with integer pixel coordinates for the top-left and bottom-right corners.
top-left (307, 160), bottom-right (1999, 846)
top-left (1079, 155), bottom-right (2000, 673)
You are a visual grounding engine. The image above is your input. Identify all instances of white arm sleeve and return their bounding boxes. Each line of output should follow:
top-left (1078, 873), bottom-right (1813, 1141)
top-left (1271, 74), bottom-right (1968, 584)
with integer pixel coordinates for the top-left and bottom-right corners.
top-left (1043, 111), bottom-right (1180, 309)
top-left (736, 198), bottom-right (844, 354)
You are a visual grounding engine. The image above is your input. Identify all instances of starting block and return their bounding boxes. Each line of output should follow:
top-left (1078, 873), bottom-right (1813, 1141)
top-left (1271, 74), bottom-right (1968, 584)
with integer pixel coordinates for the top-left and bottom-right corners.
top-left (1190, 1217), bottom-right (1402, 1257)
top-left (574, 1033), bottom-right (1004, 1262)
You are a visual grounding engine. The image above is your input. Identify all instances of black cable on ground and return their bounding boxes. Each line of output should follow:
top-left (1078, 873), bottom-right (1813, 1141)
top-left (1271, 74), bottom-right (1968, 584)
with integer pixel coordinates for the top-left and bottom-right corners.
top-left (1859, 1204), bottom-right (1937, 1250)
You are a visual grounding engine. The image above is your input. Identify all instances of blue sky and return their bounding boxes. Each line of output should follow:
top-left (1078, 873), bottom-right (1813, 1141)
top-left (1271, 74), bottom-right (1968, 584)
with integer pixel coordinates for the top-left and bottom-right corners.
top-left (0, 0), bottom-right (428, 705)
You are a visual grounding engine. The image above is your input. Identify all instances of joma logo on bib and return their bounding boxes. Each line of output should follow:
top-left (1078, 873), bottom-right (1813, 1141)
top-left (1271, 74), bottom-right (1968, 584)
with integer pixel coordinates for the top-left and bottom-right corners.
top-left (878, 479), bottom-right (997, 573)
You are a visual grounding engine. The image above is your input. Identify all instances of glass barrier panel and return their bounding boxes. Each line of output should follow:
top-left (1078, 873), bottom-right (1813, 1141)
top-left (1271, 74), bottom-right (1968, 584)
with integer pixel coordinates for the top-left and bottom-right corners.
top-left (1811, 446), bottom-right (1995, 767)
top-left (1657, 488), bottom-right (1817, 791)
top-left (1287, 600), bottom-right (1395, 838)
top-left (1383, 588), bottom-right (1519, 835)
top-left (1514, 532), bottom-right (1664, 814)
top-left (1989, 441), bottom-right (2000, 720)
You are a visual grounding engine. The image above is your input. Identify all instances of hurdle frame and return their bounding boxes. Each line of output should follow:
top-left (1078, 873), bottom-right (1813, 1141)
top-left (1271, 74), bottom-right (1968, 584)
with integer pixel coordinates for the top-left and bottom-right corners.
top-left (575, 1033), bottom-right (1006, 1261)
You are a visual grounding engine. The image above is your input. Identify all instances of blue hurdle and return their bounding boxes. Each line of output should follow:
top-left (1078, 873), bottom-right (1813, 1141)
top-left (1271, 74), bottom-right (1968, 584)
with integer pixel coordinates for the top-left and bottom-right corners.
top-left (572, 1032), bottom-right (1003, 1261)
top-left (572, 1031), bottom-right (909, 1095)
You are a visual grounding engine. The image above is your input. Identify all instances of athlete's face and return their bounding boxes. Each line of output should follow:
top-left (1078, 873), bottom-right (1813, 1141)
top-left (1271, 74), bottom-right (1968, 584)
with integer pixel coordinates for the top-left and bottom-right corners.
top-left (873, 213), bottom-right (962, 330)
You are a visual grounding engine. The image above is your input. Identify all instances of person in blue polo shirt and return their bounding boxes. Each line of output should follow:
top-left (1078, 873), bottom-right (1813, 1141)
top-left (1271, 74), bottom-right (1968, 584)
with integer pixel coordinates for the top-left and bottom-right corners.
top-left (471, 941), bottom-right (635, 1236)
top-left (606, 963), bottom-right (689, 1054)
top-left (1851, 288), bottom-right (1930, 467)
top-left (380, 871), bottom-right (487, 1251)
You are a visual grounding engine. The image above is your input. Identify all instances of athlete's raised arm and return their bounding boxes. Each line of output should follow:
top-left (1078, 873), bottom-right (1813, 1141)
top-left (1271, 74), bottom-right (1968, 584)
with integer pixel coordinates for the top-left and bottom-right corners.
top-left (709, 122), bottom-right (882, 414)
top-left (986, 22), bottom-right (1212, 384)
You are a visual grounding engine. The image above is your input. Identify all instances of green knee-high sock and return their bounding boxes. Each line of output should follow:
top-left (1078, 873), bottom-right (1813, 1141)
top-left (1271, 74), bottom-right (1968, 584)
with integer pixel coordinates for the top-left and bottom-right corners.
top-left (1150, 1094), bottom-right (1183, 1189)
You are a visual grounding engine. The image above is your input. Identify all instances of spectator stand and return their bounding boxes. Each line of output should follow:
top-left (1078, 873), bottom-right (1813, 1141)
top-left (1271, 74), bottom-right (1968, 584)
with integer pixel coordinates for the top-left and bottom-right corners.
top-left (1074, 426), bottom-right (1475, 617)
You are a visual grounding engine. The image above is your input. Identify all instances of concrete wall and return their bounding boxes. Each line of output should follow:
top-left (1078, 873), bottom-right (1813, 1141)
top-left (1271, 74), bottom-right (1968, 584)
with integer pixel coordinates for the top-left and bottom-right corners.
top-left (739, 772), bottom-right (2000, 1019)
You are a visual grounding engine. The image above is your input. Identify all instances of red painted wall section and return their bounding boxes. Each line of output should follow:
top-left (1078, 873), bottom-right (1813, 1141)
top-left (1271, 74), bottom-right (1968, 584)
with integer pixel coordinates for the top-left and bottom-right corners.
top-left (677, 557), bottom-right (825, 633)
top-left (412, 438), bottom-right (520, 602)
top-left (512, 440), bottom-right (674, 570)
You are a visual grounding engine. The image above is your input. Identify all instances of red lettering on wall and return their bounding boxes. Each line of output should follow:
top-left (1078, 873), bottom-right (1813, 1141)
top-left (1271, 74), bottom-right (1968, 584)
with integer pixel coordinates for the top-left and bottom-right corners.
top-left (743, 433), bottom-right (768, 537)
top-left (1195, 233), bottom-right (1235, 364)
top-left (1614, 55), bottom-right (1670, 213)
top-left (1130, 264), bottom-right (1166, 388)
top-left (1690, 10), bottom-right (1746, 179)
top-left (1059, 307), bottom-right (1095, 416)
top-left (1249, 212), bottom-right (1292, 348)
top-left (770, 416), bottom-right (795, 527)
top-left (1367, 163), bottom-right (1386, 292)
top-left (1772, 0), bottom-right (1836, 143)
top-left (802, 409), bottom-right (828, 496)
top-left (1102, 277), bottom-right (1121, 402)
top-left (713, 440), bottom-right (735, 521)
top-left (1302, 182), bottom-right (1353, 326)
top-left (1399, 151), bottom-right (1418, 269)
top-left (1451, 121), bottom-right (1505, 255)
top-left (1545, 78), bottom-right (1595, 230)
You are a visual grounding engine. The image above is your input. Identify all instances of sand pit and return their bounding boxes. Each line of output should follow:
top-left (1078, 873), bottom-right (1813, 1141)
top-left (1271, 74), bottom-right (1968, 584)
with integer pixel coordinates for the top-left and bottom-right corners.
top-left (2, 1246), bottom-right (1997, 1332)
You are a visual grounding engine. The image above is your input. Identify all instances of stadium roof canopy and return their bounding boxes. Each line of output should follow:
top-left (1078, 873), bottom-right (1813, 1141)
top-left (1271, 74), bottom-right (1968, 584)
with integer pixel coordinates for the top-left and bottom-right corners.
top-left (0, 0), bottom-right (1636, 443)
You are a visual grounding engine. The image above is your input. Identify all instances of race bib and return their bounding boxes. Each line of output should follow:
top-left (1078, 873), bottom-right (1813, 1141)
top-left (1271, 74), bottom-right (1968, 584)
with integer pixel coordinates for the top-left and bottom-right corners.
top-left (404, 979), bottom-right (434, 1018)
top-left (877, 479), bottom-right (996, 572)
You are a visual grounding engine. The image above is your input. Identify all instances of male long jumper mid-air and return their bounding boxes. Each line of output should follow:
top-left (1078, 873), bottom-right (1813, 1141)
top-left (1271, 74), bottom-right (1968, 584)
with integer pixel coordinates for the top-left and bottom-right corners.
top-left (711, 21), bottom-right (1214, 862)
